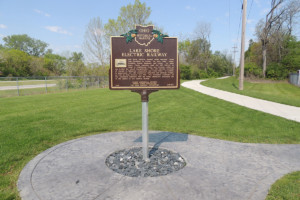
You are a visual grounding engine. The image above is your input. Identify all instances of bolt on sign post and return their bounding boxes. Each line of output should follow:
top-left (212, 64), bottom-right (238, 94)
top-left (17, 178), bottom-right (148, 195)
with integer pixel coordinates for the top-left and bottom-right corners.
top-left (109, 25), bottom-right (180, 161)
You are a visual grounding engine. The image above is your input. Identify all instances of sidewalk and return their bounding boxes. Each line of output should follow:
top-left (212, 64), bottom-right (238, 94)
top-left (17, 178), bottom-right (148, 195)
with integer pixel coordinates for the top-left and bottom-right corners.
top-left (0, 84), bottom-right (56, 90)
top-left (182, 80), bottom-right (300, 123)
top-left (18, 131), bottom-right (300, 200)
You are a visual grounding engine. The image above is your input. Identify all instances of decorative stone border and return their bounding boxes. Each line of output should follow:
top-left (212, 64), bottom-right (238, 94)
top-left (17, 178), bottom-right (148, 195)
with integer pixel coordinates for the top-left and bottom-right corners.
top-left (105, 147), bottom-right (186, 177)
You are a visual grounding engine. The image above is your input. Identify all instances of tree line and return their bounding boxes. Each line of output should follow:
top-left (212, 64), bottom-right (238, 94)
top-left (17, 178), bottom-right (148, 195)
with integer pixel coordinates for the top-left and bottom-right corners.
top-left (0, 34), bottom-right (107, 77)
top-left (0, 0), bottom-right (234, 79)
top-left (178, 22), bottom-right (234, 80)
top-left (82, 0), bottom-right (234, 80)
top-left (2, 0), bottom-right (297, 80)
top-left (0, 0), bottom-right (152, 77)
top-left (244, 0), bottom-right (300, 80)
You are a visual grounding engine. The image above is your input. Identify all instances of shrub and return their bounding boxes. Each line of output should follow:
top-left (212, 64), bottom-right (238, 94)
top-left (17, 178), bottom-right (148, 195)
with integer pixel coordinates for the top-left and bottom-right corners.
top-left (207, 67), bottom-right (218, 78)
top-left (179, 65), bottom-right (192, 80)
top-left (244, 62), bottom-right (263, 78)
top-left (199, 70), bottom-right (209, 79)
top-left (191, 70), bottom-right (200, 79)
top-left (266, 63), bottom-right (288, 80)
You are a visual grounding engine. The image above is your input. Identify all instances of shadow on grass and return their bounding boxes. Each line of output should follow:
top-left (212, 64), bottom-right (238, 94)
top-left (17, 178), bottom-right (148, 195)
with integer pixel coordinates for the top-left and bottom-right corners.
top-left (232, 83), bottom-right (238, 89)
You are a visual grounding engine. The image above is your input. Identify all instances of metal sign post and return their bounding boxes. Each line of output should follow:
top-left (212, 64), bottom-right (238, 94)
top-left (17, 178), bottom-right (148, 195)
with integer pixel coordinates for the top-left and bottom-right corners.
top-left (132, 90), bottom-right (157, 161)
top-left (142, 100), bottom-right (149, 161)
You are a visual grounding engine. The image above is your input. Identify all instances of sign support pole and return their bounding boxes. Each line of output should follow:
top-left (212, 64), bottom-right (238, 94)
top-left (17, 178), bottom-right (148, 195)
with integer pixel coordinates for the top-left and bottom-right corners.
top-left (132, 90), bottom-right (157, 161)
top-left (142, 99), bottom-right (149, 162)
top-left (141, 90), bottom-right (150, 162)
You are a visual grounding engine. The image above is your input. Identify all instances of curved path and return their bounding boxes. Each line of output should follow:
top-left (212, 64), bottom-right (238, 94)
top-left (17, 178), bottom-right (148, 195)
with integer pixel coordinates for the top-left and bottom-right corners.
top-left (18, 131), bottom-right (300, 200)
top-left (182, 80), bottom-right (300, 123)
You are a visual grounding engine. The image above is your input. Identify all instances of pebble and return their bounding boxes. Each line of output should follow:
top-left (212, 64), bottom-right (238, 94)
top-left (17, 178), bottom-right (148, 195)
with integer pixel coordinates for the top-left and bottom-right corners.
top-left (105, 147), bottom-right (186, 177)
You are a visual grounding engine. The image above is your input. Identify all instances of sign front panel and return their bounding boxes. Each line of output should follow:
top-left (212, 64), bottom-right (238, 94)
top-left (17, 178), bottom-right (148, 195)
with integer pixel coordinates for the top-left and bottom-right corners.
top-left (110, 25), bottom-right (179, 90)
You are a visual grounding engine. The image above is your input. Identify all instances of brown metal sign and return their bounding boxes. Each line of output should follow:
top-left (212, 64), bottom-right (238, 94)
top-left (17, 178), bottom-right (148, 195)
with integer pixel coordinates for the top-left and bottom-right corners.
top-left (109, 25), bottom-right (179, 90)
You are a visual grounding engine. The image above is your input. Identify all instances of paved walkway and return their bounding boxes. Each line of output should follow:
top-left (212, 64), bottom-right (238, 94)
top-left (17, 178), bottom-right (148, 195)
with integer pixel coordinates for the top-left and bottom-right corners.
top-left (18, 131), bottom-right (300, 200)
top-left (182, 80), bottom-right (300, 123)
top-left (0, 84), bottom-right (56, 91)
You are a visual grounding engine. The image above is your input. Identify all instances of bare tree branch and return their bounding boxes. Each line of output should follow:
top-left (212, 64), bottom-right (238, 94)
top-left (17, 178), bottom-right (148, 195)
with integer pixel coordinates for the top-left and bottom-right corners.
top-left (83, 17), bottom-right (108, 67)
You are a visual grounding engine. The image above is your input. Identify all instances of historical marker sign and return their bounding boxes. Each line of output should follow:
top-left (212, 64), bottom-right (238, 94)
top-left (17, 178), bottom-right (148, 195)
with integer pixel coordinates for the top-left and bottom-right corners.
top-left (110, 25), bottom-right (179, 161)
top-left (110, 25), bottom-right (179, 90)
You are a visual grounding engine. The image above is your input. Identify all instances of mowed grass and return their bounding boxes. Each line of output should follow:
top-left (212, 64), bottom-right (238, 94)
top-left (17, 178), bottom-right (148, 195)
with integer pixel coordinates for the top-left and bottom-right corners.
top-left (201, 77), bottom-right (300, 107)
top-left (266, 171), bottom-right (300, 200)
top-left (1, 87), bottom-right (300, 199)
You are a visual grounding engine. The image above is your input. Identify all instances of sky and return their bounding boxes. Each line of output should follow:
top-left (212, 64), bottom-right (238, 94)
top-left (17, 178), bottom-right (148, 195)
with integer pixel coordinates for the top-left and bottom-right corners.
top-left (0, 0), bottom-right (294, 64)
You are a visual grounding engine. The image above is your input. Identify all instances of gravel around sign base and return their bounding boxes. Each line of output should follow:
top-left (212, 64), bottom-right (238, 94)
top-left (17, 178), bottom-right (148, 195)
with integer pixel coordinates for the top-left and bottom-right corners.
top-left (106, 147), bottom-right (186, 177)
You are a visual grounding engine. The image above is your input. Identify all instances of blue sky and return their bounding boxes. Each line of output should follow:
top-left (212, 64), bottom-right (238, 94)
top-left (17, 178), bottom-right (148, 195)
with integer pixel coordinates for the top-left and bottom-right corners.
top-left (0, 0), bottom-right (281, 64)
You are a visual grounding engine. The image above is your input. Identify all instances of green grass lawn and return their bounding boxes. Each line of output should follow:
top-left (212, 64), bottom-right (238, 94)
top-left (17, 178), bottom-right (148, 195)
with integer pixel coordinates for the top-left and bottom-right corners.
top-left (265, 171), bottom-right (300, 200)
top-left (201, 77), bottom-right (300, 107)
top-left (0, 87), bottom-right (300, 199)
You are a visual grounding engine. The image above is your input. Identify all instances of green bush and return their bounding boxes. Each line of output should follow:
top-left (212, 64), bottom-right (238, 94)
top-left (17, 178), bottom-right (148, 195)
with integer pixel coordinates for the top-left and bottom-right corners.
top-left (266, 63), bottom-right (289, 80)
top-left (199, 70), bottom-right (209, 79)
top-left (207, 67), bottom-right (218, 78)
top-left (244, 62), bottom-right (262, 78)
top-left (179, 65), bottom-right (192, 80)
top-left (57, 78), bottom-right (84, 90)
top-left (190, 70), bottom-right (199, 79)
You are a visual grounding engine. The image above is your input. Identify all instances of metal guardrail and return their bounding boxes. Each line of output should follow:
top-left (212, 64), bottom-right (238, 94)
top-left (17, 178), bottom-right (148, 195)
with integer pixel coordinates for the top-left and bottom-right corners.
top-left (0, 76), bottom-right (108, 98)
top-left (289, 73), bottom-right (300, 87)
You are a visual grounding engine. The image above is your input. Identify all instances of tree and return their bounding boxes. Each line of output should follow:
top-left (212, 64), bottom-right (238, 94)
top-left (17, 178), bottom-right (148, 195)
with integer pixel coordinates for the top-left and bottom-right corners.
top-left (282, 0), bottom-right (300, 35)
top-left (83, 17), bottom-right (108, 65)
top-left (0, 49), bottom-right (32, 76)
top-left (2, 34), bottom-right (49, 56)
top-left (65, 52), bottom-right (86, 76)
top-left (104, 0), bottom-right (151, 36)
top-left (256, 0), bottom-right (284, 77)
top-left (193, 22), bottom-right (211, 71)
top-left (281, 36), bottom-right (300, 73)
top-left (245, 40), bottom-right (263, 66)
top-left (256, 0), bottom-right (300, 77)
top-left (30, 56), bottom-right (50, 76)
top-left (186, 38), bottom-right (211, 71)
top-left (210, 51), bottom-right (233, 76)
top-left (70, 52), bottom-right (84, 62)
top-left (43, 53), bottom-right (66, 75)
top-left (194, 22), bottom-right (211, 42)
top-left (178, 39), bottom-right (191, 64)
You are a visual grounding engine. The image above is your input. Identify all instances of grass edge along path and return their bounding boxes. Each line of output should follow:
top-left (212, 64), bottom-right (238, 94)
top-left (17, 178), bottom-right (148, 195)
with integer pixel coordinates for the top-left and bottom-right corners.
top-left (0, 87), bottom-right (300, 199)
top-left (201, 76), bottom-right (300, 107)
top-left (265, 171), bottom-right (300, 200)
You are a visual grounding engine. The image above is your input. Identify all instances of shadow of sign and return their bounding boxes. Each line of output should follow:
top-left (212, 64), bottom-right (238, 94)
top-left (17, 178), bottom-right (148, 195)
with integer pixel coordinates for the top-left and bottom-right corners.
top-left (134, 132), bottom-right (188, 156)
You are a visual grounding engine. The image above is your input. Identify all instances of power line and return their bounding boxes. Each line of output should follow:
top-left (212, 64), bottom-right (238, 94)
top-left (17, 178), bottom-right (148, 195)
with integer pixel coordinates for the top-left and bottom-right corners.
top-left (247, 0), bottom-right (254, 19)
top-left (236, 3), bottom-right (243, 48)
top-left (228, 0), bottom-right (231, 43)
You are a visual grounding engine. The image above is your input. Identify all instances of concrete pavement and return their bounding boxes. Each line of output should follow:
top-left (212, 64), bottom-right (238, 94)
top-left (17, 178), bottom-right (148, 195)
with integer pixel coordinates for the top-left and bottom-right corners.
top-left (182, 80), bottom-right (300, 123)
top-left (0, 84), bottom-right (56, 90)
top-left (18, 131), bottom-right (300, 200)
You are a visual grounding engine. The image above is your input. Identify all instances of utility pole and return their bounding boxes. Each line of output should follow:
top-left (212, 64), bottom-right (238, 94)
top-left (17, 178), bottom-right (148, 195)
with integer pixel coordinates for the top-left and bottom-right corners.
top-left (232, 45), bottom-right (238, 76)
top-left (239, 0), bottom-right (247, 90)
